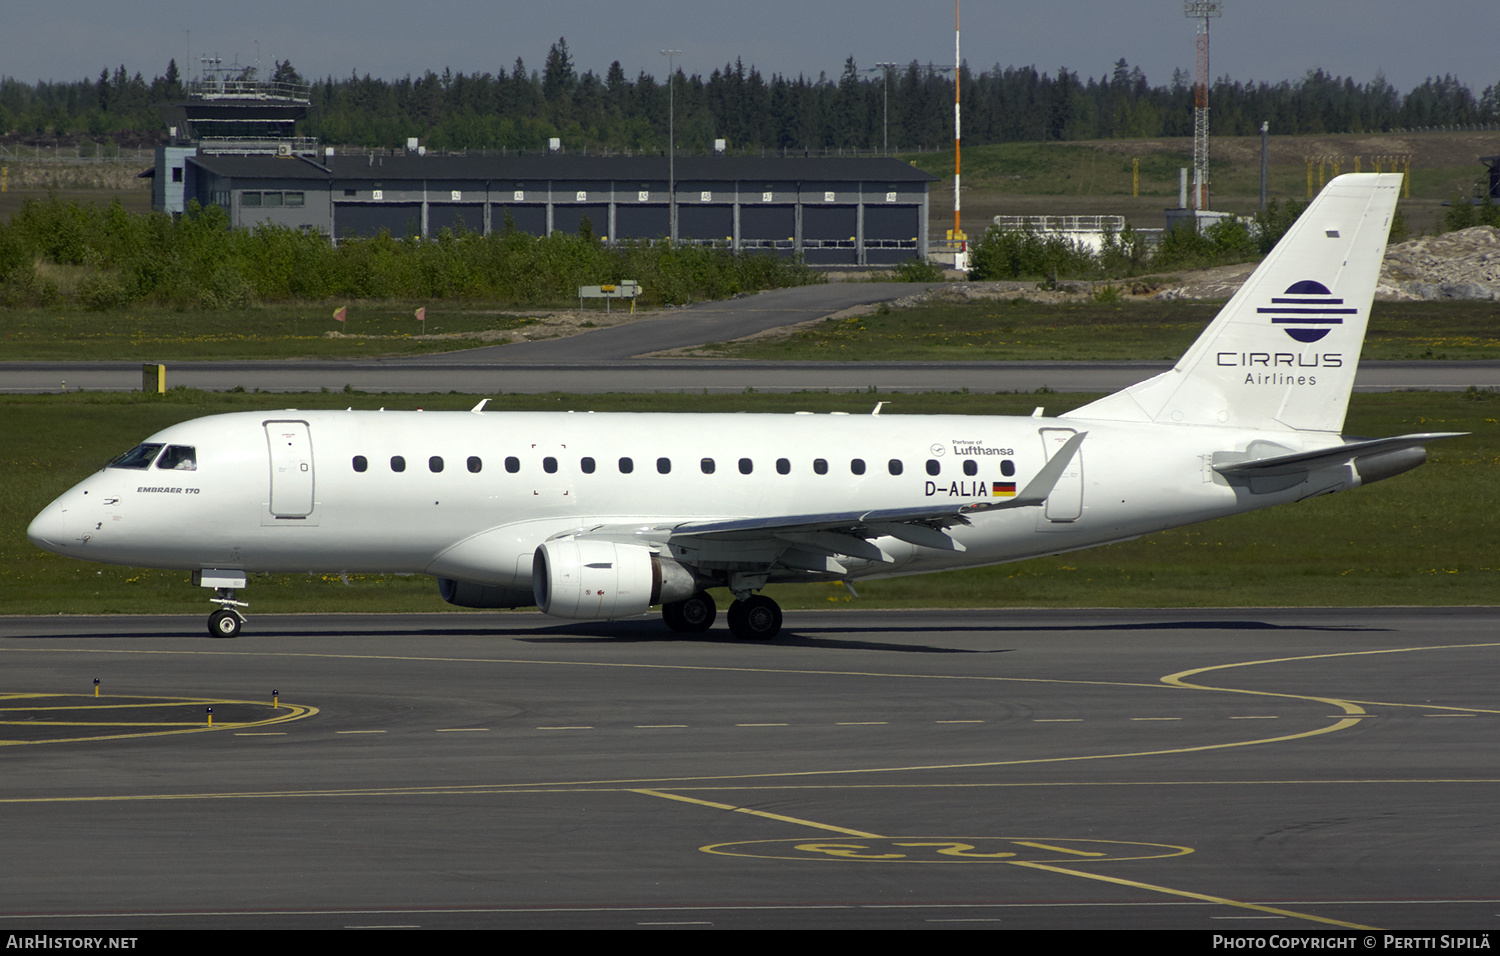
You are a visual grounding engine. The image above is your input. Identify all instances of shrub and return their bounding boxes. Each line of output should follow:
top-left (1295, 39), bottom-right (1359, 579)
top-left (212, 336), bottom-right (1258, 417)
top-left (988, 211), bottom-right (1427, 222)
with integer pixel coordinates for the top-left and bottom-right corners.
top-left (892, 257), bottom-right (945, 282)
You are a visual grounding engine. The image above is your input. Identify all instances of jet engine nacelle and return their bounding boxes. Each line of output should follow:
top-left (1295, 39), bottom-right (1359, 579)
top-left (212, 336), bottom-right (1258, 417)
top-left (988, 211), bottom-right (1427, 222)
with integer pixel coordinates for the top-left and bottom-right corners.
top-left (532, 539), bottom-right (697, 620)
top-left (437, 578), bottom-right (536, 609)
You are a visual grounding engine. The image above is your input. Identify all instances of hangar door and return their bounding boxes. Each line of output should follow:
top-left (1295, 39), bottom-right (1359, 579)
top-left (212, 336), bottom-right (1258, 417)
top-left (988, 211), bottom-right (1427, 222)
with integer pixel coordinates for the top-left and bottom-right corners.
top-left (491, 203), bottom-right (548, 237)
top-left (334, 203), bottom-right (422, 240)
top-left (429, 203), bottom-right (484, 235)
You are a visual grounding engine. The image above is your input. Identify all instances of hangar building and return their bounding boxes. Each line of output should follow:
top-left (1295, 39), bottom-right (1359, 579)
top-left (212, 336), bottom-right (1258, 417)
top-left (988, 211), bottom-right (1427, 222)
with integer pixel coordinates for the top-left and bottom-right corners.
top-left (163, 151), bottom-right (936, 266)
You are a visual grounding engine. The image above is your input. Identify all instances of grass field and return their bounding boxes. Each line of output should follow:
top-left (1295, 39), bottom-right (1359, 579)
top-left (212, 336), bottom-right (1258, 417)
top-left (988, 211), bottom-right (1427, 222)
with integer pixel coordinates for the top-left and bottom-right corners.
top-left (4, 388), bottom-right (1495, 618)
top-left (695, 298), bottom-right (1500, 362)
top-left (5, 297), bottom-right (1497, 363)
top-left (0, 302), bottom-right (559, 361)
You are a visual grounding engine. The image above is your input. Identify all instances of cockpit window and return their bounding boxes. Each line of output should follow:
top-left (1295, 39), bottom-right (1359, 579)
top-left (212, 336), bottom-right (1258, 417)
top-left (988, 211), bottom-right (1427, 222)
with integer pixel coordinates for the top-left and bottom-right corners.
top-left (156, 445), bottom-right (197, 471)
top-left (107, 443), bottom-right (164, 470)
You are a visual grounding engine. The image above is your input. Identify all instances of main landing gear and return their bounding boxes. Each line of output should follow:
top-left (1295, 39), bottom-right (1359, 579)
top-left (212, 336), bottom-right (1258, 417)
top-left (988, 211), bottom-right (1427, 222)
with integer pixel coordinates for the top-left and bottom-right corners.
top-left (660, 591), bottom-right (783, 641)
top-left (662, 590), bottom-right (717, 632)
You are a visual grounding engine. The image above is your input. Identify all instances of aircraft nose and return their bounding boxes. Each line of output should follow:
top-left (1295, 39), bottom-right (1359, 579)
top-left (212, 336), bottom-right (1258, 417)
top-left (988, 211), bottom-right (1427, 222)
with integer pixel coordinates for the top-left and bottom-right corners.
top-left (27, 499), bottom-right (73, 553)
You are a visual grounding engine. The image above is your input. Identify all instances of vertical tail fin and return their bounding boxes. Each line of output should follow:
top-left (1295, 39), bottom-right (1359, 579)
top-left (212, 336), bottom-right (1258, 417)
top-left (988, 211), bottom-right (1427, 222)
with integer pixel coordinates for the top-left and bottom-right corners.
top-left (1065, 173), bottom-right (1401, 434)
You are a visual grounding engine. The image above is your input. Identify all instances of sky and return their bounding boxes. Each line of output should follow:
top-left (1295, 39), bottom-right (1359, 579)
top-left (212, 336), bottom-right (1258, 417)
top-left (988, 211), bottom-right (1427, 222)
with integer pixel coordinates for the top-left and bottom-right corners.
top-left (6, 0), bottom-right (1495, 97)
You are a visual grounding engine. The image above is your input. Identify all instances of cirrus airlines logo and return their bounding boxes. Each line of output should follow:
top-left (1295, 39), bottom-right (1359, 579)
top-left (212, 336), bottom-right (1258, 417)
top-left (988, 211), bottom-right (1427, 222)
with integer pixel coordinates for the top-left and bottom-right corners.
top-left (1257, 280), bottom-right (1356, 343)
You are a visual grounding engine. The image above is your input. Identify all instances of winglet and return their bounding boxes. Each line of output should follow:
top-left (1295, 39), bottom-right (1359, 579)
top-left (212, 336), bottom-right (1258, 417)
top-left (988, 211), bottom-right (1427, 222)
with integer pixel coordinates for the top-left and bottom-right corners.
top-left (968, 431), bottom-right (1087, 513)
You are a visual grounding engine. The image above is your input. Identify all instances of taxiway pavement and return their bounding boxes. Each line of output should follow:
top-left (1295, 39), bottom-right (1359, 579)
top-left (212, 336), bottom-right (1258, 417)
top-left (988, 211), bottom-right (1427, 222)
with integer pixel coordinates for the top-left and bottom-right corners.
top-left (1, 607), bottom-right (1495, 930)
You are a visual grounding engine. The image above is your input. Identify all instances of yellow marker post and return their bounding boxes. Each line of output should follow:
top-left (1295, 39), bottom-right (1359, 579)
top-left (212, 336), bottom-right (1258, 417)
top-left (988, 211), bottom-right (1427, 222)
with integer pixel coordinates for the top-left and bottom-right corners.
top-left (272, 690), bottom-right (279, 709)
top-left (94, 678), bottom-right (100, 698)
top-left (206, 706), bottom-right (213, 727)
top-left (141, 363), bottom-right (166, 394)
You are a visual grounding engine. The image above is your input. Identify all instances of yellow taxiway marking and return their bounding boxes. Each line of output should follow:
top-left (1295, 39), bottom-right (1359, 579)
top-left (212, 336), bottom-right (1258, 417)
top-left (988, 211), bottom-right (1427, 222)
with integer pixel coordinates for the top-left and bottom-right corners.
top-left (0, 694), bottom-right (316, 746)
top-left (435, 728), bottom-right (489, 732)
top-left (636, 789), bottom-right (881, 837)
top-left (635, 789), bottom-right (1373, 930)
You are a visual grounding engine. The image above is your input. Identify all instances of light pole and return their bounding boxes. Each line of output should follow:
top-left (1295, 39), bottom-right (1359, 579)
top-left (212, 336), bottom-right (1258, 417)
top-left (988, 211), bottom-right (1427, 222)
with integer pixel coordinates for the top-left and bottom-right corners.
top-left (659, 49), bottom-right (680, 244)
top-left (866, 62), bottom-right (898, 156)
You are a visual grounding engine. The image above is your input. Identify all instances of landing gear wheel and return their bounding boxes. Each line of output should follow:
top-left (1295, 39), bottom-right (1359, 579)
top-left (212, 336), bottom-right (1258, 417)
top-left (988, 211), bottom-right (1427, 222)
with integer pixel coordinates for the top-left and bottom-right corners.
top-left (726, 595), bottom-right (782, 641)
top-left (208, 609), bottom-right (243, 639)
top-left (663, 591), bottom-right (717, 632)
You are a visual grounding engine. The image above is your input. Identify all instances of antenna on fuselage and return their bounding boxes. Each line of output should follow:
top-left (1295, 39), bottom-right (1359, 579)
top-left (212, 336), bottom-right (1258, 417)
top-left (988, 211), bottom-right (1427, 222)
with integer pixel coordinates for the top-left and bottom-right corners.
top-left (471, 399), bottom-right (490, 413)
top-left (872, 402), bottom-right (888, 416)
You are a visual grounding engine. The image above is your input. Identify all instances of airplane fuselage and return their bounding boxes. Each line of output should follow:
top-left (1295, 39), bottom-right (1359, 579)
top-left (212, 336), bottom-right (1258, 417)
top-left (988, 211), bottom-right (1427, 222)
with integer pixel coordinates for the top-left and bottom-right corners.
top-left (28, 408), bottom-right (1352, 586)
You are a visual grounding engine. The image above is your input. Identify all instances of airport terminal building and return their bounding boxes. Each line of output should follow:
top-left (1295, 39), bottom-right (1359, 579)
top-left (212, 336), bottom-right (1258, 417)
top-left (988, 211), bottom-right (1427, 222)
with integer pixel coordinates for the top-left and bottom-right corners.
top-left (162, 150), bottom-right (937, 266)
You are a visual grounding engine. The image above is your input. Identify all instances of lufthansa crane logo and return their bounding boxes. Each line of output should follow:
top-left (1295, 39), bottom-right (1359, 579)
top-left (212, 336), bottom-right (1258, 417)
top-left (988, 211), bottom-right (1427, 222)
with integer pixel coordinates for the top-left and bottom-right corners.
top-left (1257, 280), bottom-right (1356, 343)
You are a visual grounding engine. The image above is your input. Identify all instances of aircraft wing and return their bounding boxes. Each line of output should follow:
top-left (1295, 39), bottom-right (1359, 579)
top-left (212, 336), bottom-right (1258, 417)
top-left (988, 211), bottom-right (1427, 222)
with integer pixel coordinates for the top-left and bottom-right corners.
top-left (551, 432), bottom-right (1087, 571)
top-left (1212, 432), bottom-right (1466, 479)
top-left (661, 431), bottom-right (1088, 561)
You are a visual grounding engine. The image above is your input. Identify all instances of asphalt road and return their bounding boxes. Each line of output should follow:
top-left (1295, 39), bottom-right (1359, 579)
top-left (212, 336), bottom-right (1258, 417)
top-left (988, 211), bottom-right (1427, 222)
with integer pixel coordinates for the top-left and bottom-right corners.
top-left (7, 358), bottom-right (1498, 395)
top-left (1, 607), bottom-right (1495, 930)
top-left (3, 282), bottom-right (1497, 394)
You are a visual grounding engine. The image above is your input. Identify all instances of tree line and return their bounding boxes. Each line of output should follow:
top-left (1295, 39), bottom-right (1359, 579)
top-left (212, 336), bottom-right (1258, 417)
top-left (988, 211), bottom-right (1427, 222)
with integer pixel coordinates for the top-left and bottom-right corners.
top-left (3, 39), bottom-right (1497, 152)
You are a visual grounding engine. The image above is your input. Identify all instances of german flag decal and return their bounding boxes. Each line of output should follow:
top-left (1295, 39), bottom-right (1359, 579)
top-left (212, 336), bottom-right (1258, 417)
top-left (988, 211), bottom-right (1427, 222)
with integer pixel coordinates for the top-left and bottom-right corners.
top-left (993, 481), bottom-right (1017, 497)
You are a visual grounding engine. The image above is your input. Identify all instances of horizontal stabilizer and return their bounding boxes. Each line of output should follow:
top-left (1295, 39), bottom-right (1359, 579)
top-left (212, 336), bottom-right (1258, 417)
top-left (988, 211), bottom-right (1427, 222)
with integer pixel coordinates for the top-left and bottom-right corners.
top-left (1212, 432), bottom-right (1466, 479)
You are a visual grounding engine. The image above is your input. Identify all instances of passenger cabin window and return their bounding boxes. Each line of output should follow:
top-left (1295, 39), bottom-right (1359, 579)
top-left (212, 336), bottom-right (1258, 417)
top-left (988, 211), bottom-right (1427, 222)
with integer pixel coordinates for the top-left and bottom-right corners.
top-left (107, 443), bottom-right (164, 470)
top-left (467, 456), bottom-right (482, 473)
top-left (505, 456), bottom-right (520, 473)
top-left (927, 459), bottom-right (941, 476)
top-left (391, 456), bottom-right (406, 472)
top-left (776, 458), bottom-right (790, 475)
top-left (813, 458), bottom-right (828, 475)
top-left (1001, 460), bottom-right (1016, 477)
top-left (656, 457), bottom-right (671, 474)
top-left (619, 457), bottom-right (634, 474)
top-left (580, 457), bottom-right (596, 474)
top-left (850, 458), bottom-right (866, 475)
top-left (700, 458), bottom-right (715, 474)
top-left (429, 456), bottom-right (444, 473)
top-left (963, 460), bottom-right (977, 476)
top-left (156, 445), bottom-right (197, 471)
top-left (353, 455), bottom-right (368, 473)
top-left (738, 458), bottom-right (753, 475)
top-left (888, 459), bottom-right (903, 476)
top-left (543, 457), bottom-right (558, 474)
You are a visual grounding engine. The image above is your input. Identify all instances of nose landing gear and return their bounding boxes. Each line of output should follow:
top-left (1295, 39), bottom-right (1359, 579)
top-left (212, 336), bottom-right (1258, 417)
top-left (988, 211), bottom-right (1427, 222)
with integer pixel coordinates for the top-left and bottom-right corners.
top-left (208, 603), bottom-right (245, 639)
top-left (194, 570), bottom-right (249, 639)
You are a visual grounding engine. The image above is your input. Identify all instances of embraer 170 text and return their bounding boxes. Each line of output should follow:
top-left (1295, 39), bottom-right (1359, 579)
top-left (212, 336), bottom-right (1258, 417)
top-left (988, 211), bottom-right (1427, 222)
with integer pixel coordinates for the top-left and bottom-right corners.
top-left (29, 174), bottom-right (1461, 639)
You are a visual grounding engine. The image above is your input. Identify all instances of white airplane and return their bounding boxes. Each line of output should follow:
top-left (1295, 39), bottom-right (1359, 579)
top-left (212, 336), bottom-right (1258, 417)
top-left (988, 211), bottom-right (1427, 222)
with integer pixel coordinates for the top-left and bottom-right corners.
top-left (29, 174), bottom-right (1461, 640)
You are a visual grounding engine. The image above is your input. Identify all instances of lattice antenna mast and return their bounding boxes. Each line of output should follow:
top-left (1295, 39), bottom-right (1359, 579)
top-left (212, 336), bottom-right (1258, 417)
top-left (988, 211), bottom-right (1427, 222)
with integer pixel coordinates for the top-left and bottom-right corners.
top-left (1185, 1), bottom-right (1223, 211)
